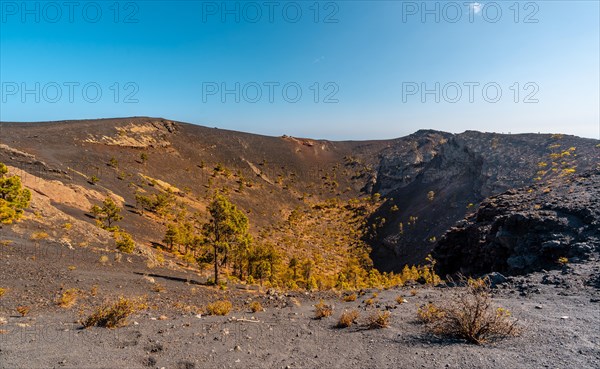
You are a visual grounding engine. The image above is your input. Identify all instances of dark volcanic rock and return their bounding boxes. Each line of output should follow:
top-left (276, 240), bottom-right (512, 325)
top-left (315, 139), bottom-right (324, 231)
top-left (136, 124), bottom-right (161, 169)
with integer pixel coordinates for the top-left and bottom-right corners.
top-left (433, 170), bottom-right (600, 276)
top-left (370, 131), bottom-right (599, 270)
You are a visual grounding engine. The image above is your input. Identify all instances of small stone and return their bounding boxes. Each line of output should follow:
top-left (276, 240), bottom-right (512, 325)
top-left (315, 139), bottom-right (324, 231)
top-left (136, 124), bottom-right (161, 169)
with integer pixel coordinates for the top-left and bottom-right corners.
top-left (234, 345), bottom-right (241, 351)
top-left (535, 305), bottom-right (543, 309)
top-left (560, 316), bottom-right (569, 320)
top-left (158, 315), bottom-right (168, 321)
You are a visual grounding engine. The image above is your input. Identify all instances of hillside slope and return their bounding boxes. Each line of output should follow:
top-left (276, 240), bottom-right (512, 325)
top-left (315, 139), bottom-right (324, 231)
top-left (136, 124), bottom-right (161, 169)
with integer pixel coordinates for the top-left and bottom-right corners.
top-left (1, 117), bottom-right (598, 272)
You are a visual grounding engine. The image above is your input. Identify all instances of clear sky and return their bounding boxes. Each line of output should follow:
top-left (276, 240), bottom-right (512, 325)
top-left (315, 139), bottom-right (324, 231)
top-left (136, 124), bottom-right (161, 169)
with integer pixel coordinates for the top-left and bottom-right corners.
top-left (1, 1), bottom-right (599, 140)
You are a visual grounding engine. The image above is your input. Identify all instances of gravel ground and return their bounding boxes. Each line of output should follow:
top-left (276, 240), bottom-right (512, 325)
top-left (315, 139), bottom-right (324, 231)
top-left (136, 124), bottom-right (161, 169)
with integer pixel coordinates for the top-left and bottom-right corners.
top-left (1, 233), bottom-right (599, 369)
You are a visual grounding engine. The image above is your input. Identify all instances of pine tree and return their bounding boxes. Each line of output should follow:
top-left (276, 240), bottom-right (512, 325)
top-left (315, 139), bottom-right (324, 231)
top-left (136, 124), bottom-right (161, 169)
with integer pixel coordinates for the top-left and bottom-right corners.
top-left (90, 197), bottom-right (123, 230)
top-left (0, 163), bottom-right (32, 224)
top-left (202, 195), bottom-right (251, 285)
top-left (163, 224), bottom-right (178, 251)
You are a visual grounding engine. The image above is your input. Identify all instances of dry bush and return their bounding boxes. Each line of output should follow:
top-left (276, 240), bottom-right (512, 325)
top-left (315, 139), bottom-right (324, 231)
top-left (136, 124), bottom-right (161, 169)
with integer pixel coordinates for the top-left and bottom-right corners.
top-left (410, 289), bottom-right (418, 296)
top-left (342, 293), bottom-right (357, 302)
top-left (16, 306), bottom-right (30, 317)
top-left (337, 310), bottom-right (359, 328)
top-left (206, 300), bottom-right (233, 316)
top-left (249, 301), bottom-right (263, 313)
top-left (314, 300), bottom-right (333, 319)
top-left (417, 303), bottom-right (445, 324)
top-left (30, 232), bottom-right (49, 240)
top-left (152, 283), bottom-right (166, 293)
top-left (90, 285), bottom-right (98, 297)
top-left (395, 296), bottom-right (407, 304)
top-left (419, 277), bottom-right (520, 345)
top-left (0, 288), bottom-right (6, 298)
top-left (58, 288), bottom-right (78, 308)
top-left (367, 310), bottom-right (390, 329)
top-left (98, 255), bottom-right (109, 264)
top-left (364, 298), bottom-right (374, 306)
top-left (83, 296), bottom-right (147, 328)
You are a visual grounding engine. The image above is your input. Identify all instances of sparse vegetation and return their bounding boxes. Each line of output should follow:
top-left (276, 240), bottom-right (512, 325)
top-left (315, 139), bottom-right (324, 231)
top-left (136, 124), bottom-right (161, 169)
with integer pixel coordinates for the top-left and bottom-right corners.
top-left (108, 157), bottom-right (118, 168)
top-left (337, 310), bottom-right (359, 328)
top-left (152, 283), bottom-right (166, 293)
top-left (83, 296), bottom-right (147, 328)
top-left (314, 300), bottom-right (333, 319)
top-left (367, 310), bottom-right (390, 329)
top-left (249, 301), bottom-right (263, 313)
top-left (418, 277), bottom-right (520, 344)
top-left (135, 190), bottom-right (176, 216)
top-left (205, 300), bottom-right (232, 316)
top-left (30, 231), bottom-right (49, 240)
top-left (417, 303), bottom-right (445, 324)
top-left (343, 293), bottom-right (357, 302)
top-left (16, 306), bottom-right (30, 317)
top-left (58, 288), bottom-right (78, 308)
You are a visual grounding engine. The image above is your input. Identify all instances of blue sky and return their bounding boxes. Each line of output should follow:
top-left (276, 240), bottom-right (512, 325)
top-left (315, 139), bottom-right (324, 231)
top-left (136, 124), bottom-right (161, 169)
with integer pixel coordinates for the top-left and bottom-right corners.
top-left (1, 1), bottom-right (599, 140)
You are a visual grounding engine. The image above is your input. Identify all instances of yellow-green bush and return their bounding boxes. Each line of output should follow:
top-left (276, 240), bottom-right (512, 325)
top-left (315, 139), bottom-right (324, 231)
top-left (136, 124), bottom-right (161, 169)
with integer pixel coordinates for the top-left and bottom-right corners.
top-left (205, 300), bottom-right (232, 316)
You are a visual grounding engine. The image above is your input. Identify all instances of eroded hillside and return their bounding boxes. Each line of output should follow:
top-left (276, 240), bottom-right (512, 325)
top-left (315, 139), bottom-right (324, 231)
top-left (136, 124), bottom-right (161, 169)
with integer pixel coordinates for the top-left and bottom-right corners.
top-left (1, 117), bottom-right (598, 273)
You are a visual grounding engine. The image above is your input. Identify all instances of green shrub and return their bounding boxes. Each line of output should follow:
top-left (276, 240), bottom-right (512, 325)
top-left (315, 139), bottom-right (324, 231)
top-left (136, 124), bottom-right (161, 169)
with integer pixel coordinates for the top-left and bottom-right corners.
top-left (114, 231), bottom-right (135, 253)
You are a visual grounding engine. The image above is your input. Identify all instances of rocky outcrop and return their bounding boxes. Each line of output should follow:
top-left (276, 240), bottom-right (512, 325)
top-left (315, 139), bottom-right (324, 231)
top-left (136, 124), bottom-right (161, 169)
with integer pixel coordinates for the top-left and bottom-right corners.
top-left (433, 170), bottom-right (600, 276)
top-left (83, 119), bottom-right (177, 148)
top-left (369, 131), bottom-right (600, 271)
